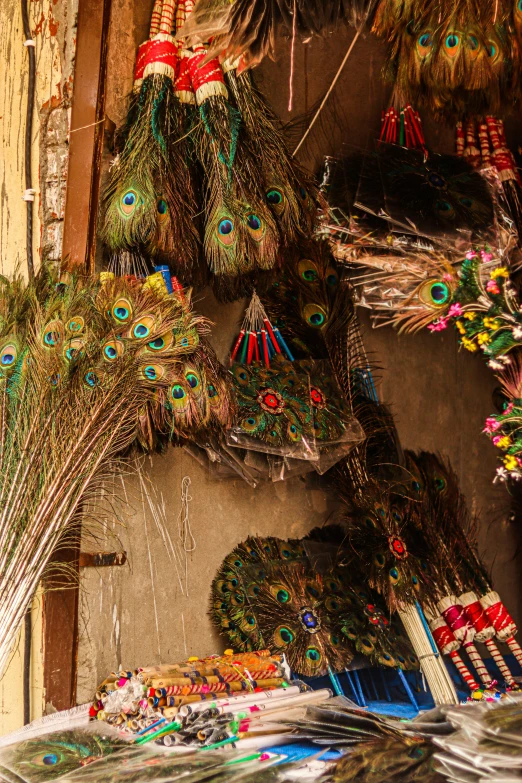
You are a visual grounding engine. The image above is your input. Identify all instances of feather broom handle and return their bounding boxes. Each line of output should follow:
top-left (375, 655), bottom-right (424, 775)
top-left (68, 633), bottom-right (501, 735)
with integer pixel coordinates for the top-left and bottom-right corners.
top-left (399, 603), bottom-right (459, 705)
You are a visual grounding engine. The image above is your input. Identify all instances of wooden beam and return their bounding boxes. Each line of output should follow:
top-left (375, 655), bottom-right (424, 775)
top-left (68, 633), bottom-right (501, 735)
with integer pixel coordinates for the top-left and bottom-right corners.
top-left (61, 0), bottom-right (112, 272)
top-left (43, 0), bottom-right (112, 711)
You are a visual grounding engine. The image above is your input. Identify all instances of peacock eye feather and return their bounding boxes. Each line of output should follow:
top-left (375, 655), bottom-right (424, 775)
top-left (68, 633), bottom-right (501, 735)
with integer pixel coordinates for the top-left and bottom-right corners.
top-left (216, 218), bottom-right (235, 247)
top-left (297, 259), bottom-right (319, 283)
top-left (102, 339), bottom-right (124, 361)
top-left (111, 298), bottom-right (133, 323)
top-left (302, 303), bottom-right (327, 328)
top-left (245, 213), bottom-right (265, 242)
top-left (119, 189), bottom-right (140, 216)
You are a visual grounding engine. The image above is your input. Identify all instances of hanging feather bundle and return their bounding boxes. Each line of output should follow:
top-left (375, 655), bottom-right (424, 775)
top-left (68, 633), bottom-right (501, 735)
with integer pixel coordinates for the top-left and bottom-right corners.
top-left (102, 0), bottom-right (200, 274)
top-left (0, 264), bottom-right (233, 679)
top-left (180, 0), bottom-right (376, 70)
top-left (372, 0), bottom-right (518, 122)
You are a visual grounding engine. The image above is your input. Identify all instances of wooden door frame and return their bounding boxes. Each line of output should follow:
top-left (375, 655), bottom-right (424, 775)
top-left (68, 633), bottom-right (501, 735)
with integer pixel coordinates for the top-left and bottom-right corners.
top-left (43, 0), bottom-right (112, 712)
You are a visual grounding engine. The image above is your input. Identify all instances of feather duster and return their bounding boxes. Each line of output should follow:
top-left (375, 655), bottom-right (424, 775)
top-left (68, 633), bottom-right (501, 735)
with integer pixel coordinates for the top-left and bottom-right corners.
top-left (180, 0), bottom-right (375, 70)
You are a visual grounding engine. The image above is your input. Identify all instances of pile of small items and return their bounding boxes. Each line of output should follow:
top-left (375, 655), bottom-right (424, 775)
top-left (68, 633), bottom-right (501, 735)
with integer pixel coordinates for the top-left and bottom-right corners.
top-left (90, 650), bottom-right (330, 750)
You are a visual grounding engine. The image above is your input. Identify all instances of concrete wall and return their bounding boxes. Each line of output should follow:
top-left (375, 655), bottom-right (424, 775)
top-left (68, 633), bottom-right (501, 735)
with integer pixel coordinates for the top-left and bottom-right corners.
top-left (75, 0), bottom-right (522, 701)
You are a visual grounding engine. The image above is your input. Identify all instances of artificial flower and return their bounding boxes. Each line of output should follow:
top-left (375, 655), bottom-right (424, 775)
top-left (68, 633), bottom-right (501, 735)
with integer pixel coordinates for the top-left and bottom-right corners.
top-left (464, 312), bottom-right (476, 321)
top-left (490, 267), bottom-right (509, 280)
top-left (448, 303), bottom-right (463, 317)
top-left (484, 417), bottom-right (501, 433)
top-left (466, 250), bottom-right (477, 260)
top-left (477, 332), bottom-right (490, 345)
top-left (513, 326), bottom-right (522, 340)
top-left (504, 402), bottom-right (514, 415)
top-left (462, 337), bottom-right (478, 352)
top-left (504, 455), bottom-right (518, 471)
top-left (480, 250), bottom-right (493, 263)
top-left (483, 317), bottom-right (501, 330)
top-left (456, 321), bottom-right (467, 335)
top-left (486, 280), bottom-right (500, 295)
top-left (492, 435), bottom-right (511, 449)
top-left (427, 318), bottom-right (448, 332)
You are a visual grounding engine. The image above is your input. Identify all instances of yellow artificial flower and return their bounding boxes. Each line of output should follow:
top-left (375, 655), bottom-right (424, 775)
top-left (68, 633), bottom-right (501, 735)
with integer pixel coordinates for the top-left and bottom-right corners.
top-left (462, 337), bottom-right (478, 352)
top-left (496, 436), bottom-right (511, 449)
top-left (456, 321), bottom-right (467, 335)
top-left (478, 332), bottom-right (491, 345)
top-left (464, 312), bottom-right (476, 321)
top-left (491, 267), bottom-right (509, 280)
top-left (483, 317), bottom-right (501, 330)
top-left (504, 455), bottom-right (518, 471)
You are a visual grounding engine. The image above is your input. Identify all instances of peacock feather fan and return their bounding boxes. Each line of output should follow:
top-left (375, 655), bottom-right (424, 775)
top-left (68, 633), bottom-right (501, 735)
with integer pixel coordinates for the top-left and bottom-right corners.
top-left (211, 535), bottom-right (354, 677)
top-left (264, 239), bottom-right (355, 359)
top-left (335, 478), bottom-right (433, 612)
top-left (229, 353), bottom-right (315, 455)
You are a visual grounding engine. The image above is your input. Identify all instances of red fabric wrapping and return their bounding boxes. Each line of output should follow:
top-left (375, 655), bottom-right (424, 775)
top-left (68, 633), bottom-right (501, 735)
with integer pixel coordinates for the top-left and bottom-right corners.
top-left (134, 40), bottom-right (151, 83)
top-left (144, 37), bottom-right (178, 74)
top-left (175, 57), bottom-right (193, 94)
top-left (456, 122), bottom-right (465, 156)
top-left (441, 602), bottom-right (474, 642)
top-left (432, 623), bottom-right (457, 655)
top-left (464, 600), bottom-right (493, 638)
top-left (188, 53), bottom-right (225, 92)
top-left (484, 598), bottom-right (517, 638)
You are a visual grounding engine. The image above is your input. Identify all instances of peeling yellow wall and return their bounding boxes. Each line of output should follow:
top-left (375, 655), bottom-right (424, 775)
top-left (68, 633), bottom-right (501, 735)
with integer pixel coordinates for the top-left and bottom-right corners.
top-left (0, 0), bottom-right (77, 733)
top-left (0, 0), bottom-right (76, 276)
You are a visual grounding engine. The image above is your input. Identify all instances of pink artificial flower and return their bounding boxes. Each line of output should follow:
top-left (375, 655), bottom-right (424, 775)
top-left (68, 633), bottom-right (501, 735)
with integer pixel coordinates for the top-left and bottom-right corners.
top-left (442, 273), bottom-right (453, 282)
top-left (484, 417), bottom-right (501, 433)
top-left (504, 402), bottom-right (514, 415)
top-left (486, 280), bottom-right (500, 294)
top-left (466, 250), bottom-right (477, 260)
top-left (448, 303), bottom-right (463, 317)
top-left (480, 250), bottom-right (493, 263)
top-left (492, 435), bottom-right (502, 445)
top-left (427, 318), bottom-right (449, 332)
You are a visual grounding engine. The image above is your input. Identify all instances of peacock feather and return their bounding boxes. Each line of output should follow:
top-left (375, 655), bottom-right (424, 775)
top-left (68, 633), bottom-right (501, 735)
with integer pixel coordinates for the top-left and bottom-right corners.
top-left (0, 264), bottom-right (234, 678)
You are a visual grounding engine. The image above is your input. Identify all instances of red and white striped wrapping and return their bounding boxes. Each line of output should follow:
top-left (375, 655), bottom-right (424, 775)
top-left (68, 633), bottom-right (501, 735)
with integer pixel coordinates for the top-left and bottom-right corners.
top-left (460, 590), bottom-right (515, 685)
top-left (427, 611), bottom-right (480, 692)
top-left (462, 641), bottom-right (492, 687)
top-left (449, 650), bottom-right (480, 691)
top-left (460, 591), bottom-right (495, 642)
top-left (478, 123), bottom-right (490, 166)
top-left (439, 595), bottom-right (492, 687)
top-left (484, 639), bottom-right (516, 686)
top-left (188, 51), bottom-right (228, 104)
top-left (486, 116), bottom-right (521, 184)
top-left (463, 119), bottom-right (480, 168)
top-left (438, 596), bottom-right (475, 644)
top-left (428, 613), bottom-right (460, 654)
top-left (480, 591), bottom-right (519, 644)
top-left (456, 122), bottom-right (465, 157)
top-left (143, 35), bottom-right (178, 80)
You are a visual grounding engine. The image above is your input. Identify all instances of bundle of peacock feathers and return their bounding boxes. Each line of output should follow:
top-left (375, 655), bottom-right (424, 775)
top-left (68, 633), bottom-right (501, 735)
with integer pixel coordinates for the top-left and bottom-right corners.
top-left (402, 451), bottom-right (522, 691)
top-left (0, 264), bottom-right (233, 678)
top-left (102, 0), bottom-right (321, 302)
top-left (0, 728), bottom-right (125, 782)
top-left (180, 0), bottom-right (375, 70)
top-left (211, 533), bottom-right (418, 677)
top-left (372, 0), bottom-right (522, 122)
